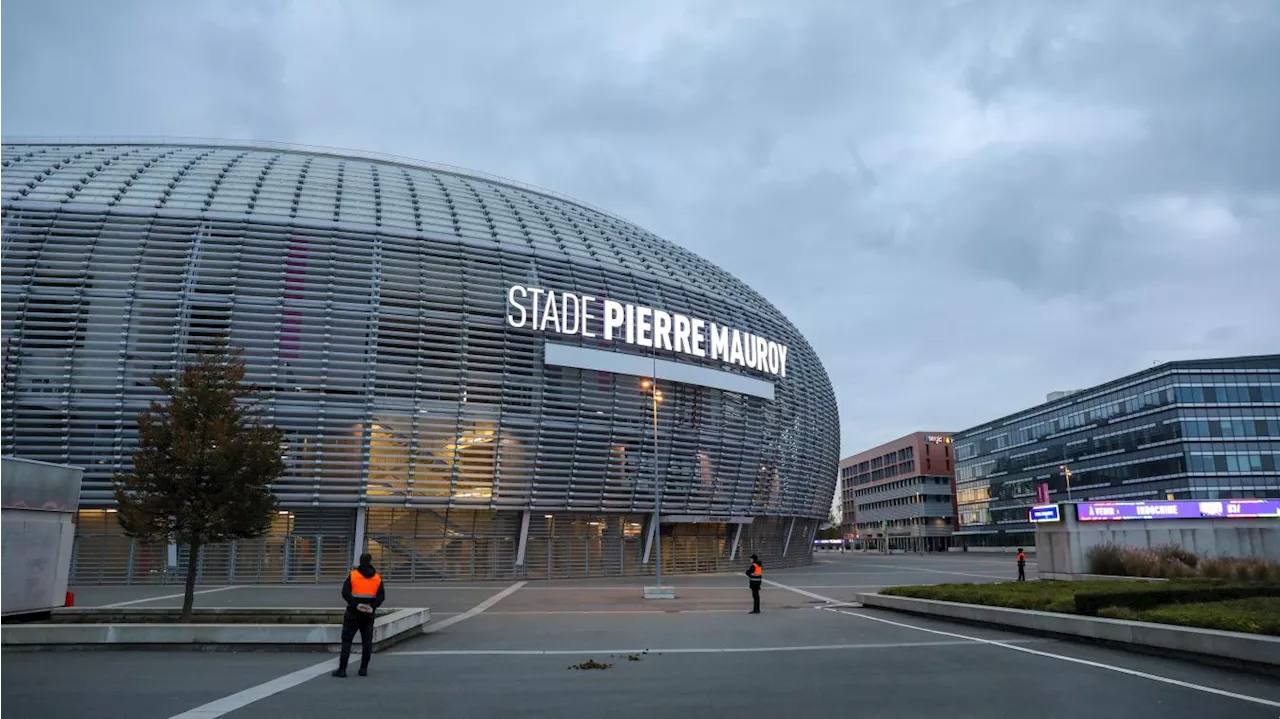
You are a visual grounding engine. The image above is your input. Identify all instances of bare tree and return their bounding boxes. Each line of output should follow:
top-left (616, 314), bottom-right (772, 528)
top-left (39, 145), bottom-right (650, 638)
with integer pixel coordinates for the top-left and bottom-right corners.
top-left (112, 338), bottom-right (283, 620)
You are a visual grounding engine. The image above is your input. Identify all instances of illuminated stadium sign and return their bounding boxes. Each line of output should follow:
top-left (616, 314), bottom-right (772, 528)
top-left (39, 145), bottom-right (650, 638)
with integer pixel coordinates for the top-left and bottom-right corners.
top-left (506, 285), bottom-right (790, 378)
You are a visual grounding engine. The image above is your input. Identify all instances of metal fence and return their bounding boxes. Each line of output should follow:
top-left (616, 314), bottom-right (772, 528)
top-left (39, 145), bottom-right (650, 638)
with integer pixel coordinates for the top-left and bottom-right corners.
top-left (70, 508), bottom-right (817, 584)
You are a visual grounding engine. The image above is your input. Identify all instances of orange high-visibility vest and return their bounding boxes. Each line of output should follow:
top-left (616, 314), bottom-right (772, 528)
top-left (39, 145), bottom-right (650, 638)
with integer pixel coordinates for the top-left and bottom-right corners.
top-left (350, 570), bottom-right (382, 599)
top-left (749, 562), bottom-right (763, 579)
top-left (1016, 552), bottom-right (1026, 563)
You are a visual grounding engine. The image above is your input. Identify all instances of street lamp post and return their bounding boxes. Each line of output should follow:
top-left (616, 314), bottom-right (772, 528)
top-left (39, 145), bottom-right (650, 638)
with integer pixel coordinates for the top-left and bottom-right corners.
top-left (1059, 465), bottom-right (1073, 501)
top-left (641, 377), bottom-right (666, 596)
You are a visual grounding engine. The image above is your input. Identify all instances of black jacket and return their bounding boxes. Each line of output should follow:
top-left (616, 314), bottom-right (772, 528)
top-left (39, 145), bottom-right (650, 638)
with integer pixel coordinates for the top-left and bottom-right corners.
top-left (341, 562), bottom-right (386, 613)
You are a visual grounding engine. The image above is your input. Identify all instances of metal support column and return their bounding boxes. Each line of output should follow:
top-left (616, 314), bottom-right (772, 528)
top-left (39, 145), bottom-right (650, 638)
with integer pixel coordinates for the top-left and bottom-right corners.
top-left (729, 523), bottom-right (744, 561)
top-left (229, 541), bottom-right (238, 583)
top-left (515, 510), bottom-right (531, 567)
top-left (126, 539), bottom-right (136, 584)
top-left (352, 506), bottom-right (367, 565)
top-left (642, 512), bottom-right (656, 564)
top-left (782, 517), bottom-right (797, 556)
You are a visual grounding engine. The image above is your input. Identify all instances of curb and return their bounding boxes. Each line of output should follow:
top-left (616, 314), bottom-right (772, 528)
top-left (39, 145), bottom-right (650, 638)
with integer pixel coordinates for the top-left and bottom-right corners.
top-left (854, 593), bottom-right (1279, 669)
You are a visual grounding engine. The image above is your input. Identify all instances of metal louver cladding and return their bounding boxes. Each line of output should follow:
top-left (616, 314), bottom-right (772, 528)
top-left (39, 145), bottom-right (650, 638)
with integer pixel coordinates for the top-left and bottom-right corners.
top-left (2, 139), bottom-right (841, 585)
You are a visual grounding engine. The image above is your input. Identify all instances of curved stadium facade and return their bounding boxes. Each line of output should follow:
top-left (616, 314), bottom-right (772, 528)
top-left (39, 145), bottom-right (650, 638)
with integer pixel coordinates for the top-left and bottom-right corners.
top-left (0, 140), bottom-right (839, 585)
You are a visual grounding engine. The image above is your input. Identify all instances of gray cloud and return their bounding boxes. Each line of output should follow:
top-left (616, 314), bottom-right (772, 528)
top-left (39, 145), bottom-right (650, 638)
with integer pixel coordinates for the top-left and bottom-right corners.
top-left (4, 0), bottom-right (1278, 458)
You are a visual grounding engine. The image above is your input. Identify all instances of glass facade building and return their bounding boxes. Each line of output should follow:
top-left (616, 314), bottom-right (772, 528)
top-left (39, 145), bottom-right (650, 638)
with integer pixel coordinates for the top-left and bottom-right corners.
top-left (953, 355), bottom-right (1280, 547)
top-left (0, 140), bottom-right (840, 584)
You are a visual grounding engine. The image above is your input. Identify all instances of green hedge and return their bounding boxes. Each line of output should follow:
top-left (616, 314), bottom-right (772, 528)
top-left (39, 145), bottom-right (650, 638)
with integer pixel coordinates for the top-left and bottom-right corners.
top-left (1101, 597), bottom-right (1280, 636)
top-left (1074, 584), bottom-right (1280, 616)
top-left (882, 580), bottom-right (1170, 614)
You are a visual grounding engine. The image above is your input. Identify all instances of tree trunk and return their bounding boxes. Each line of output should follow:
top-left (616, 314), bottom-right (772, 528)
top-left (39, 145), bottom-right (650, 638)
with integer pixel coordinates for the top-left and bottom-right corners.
top-left (181, 540), bottom-right (201, 622)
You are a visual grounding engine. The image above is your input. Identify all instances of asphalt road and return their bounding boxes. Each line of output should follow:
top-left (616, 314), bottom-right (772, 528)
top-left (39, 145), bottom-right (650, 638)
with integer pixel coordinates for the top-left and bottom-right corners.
top-left (6, 553), bottom-right (1279, 719)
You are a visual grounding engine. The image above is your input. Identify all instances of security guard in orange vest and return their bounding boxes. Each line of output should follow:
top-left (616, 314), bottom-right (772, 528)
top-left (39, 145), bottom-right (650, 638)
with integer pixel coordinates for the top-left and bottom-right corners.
top-left (1016, 547), bottom-right (1027, 582)
top-left (333, 553), bottom-right (385, 677)
top-left (746, 554), bottom-right (764, 613)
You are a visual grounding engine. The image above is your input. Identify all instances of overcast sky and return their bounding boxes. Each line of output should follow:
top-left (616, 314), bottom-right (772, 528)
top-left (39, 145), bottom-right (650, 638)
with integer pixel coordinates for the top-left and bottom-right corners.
top-left (4, 0), bottom-right (1278, 458)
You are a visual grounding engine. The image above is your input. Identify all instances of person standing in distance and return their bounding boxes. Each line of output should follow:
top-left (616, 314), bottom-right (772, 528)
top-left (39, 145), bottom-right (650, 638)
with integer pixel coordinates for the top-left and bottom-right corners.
top-left (1016, 547), bottom-right (1027, 582)
top-left (333, 552), bottom-right (385, 678)
top-left (746, 554), bottom-right (764, 614)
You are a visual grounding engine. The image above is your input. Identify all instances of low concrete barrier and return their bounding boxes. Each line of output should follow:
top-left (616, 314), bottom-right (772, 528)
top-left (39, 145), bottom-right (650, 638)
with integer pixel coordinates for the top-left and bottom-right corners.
top-left (47, 607), bottom-right (347, 624)
top-left (855, 593), bottom-right (1279, 668)
top-left (1, 607), bottom-right (429, 652)
top-left (949, 547), bottom-right (1037, 554)
top-left (1038, 572), bottom-right (1167, 582)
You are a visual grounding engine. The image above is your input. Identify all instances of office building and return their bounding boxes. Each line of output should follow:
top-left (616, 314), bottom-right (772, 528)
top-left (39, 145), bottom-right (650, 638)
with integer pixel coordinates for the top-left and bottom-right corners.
top-left (953, 355), bottom-right (1280, 548)
top-left (0, 140), bottom-right (840, 583)
top-left (839, 432), bottom-right (957, 551)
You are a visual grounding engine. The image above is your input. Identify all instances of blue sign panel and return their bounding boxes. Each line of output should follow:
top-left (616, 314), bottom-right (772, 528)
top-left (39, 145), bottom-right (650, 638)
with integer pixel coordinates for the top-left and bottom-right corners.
top-left (1029, 504), bottom-right (1061, 523)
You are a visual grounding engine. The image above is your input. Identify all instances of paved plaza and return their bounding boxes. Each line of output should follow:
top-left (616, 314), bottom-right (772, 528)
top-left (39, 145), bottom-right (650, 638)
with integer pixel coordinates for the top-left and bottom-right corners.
top-left (5, 552), bottom-right (1280, 718)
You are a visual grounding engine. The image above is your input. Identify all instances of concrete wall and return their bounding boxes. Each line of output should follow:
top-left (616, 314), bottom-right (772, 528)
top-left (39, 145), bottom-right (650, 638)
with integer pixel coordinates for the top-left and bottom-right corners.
top-left (1, 457), bottom-right (83, 616)
top-left (1036, 501), bottom-right (1280, 577)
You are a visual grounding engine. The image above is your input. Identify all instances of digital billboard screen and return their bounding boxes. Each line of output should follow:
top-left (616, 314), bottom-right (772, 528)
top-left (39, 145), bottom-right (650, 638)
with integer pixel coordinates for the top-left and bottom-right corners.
top-left (1076, 499), bottom-right (1280, 522)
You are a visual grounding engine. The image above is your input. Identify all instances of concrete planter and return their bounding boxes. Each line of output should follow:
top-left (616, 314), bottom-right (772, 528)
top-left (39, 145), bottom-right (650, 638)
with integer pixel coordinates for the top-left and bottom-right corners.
top-left (855, 592), bottom-right (1279, 668)
top-left (1, 607), bottom-right (429, 652)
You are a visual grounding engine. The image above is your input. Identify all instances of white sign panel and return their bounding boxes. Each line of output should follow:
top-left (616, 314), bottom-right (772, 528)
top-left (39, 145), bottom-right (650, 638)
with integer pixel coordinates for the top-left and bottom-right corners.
top-left (506, 285), bottom-right (790, 378)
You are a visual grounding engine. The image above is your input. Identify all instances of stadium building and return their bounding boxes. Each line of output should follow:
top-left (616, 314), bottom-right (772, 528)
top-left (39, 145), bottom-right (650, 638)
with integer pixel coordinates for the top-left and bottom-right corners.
top-left (0, 140), bottom-right (839, 584)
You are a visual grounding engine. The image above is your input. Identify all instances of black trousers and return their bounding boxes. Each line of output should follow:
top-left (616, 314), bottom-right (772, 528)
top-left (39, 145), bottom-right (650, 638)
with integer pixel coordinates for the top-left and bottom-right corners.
top-left (1017, 563), bottom-right (1026, 581)
top-left (339, 608), bottom-right (374, 671)
top-left (750, 580), bottom-right (762, 612)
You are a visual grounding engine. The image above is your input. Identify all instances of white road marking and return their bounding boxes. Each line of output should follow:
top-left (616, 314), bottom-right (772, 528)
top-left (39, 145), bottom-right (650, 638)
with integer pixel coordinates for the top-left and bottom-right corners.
top-left (163, 581), bottom-right (526, 719)
top-left (822, 607), bottom-right (1280, 710)
top-left (238, 584), bottom-right (517, 590)
top-left (422, 581), bottom-right (526, 634)
top-left (206, 584), bottom-right (776, 591)
top-left (522, 585), bottom-right (741, 591)
top-left (781, 585), bottom-right (892, 589)
top-left (762, 579), bottom-right (838, 603)
top-left (392, 638), bottom-right (1044, 656)
top-left (166, 659), bottom-right (339, 719)
top-left (514, 585), bottom-right (884, 591)
top-left (767, 579), bottom-right (1280, 709)
top-left (766, 570), bottom-right (1013, 578)
top-left (861, 564), bottom-right (1014, 580)
top-left (483, 609), bottom-right (745, 615)
top-left (102, 586), bottom-right (240, 607)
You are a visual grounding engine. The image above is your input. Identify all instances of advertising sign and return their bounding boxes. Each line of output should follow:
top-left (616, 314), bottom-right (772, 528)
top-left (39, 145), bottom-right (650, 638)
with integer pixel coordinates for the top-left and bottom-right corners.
top-left (1076, 499), bottom-right (1280, 522)
top-left (1029, 504), bottom-right (1061, 523)
top-left (1036, 482), bottom-right (1050, 504)
top-left (506, 285), bottom-right (790, 378)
